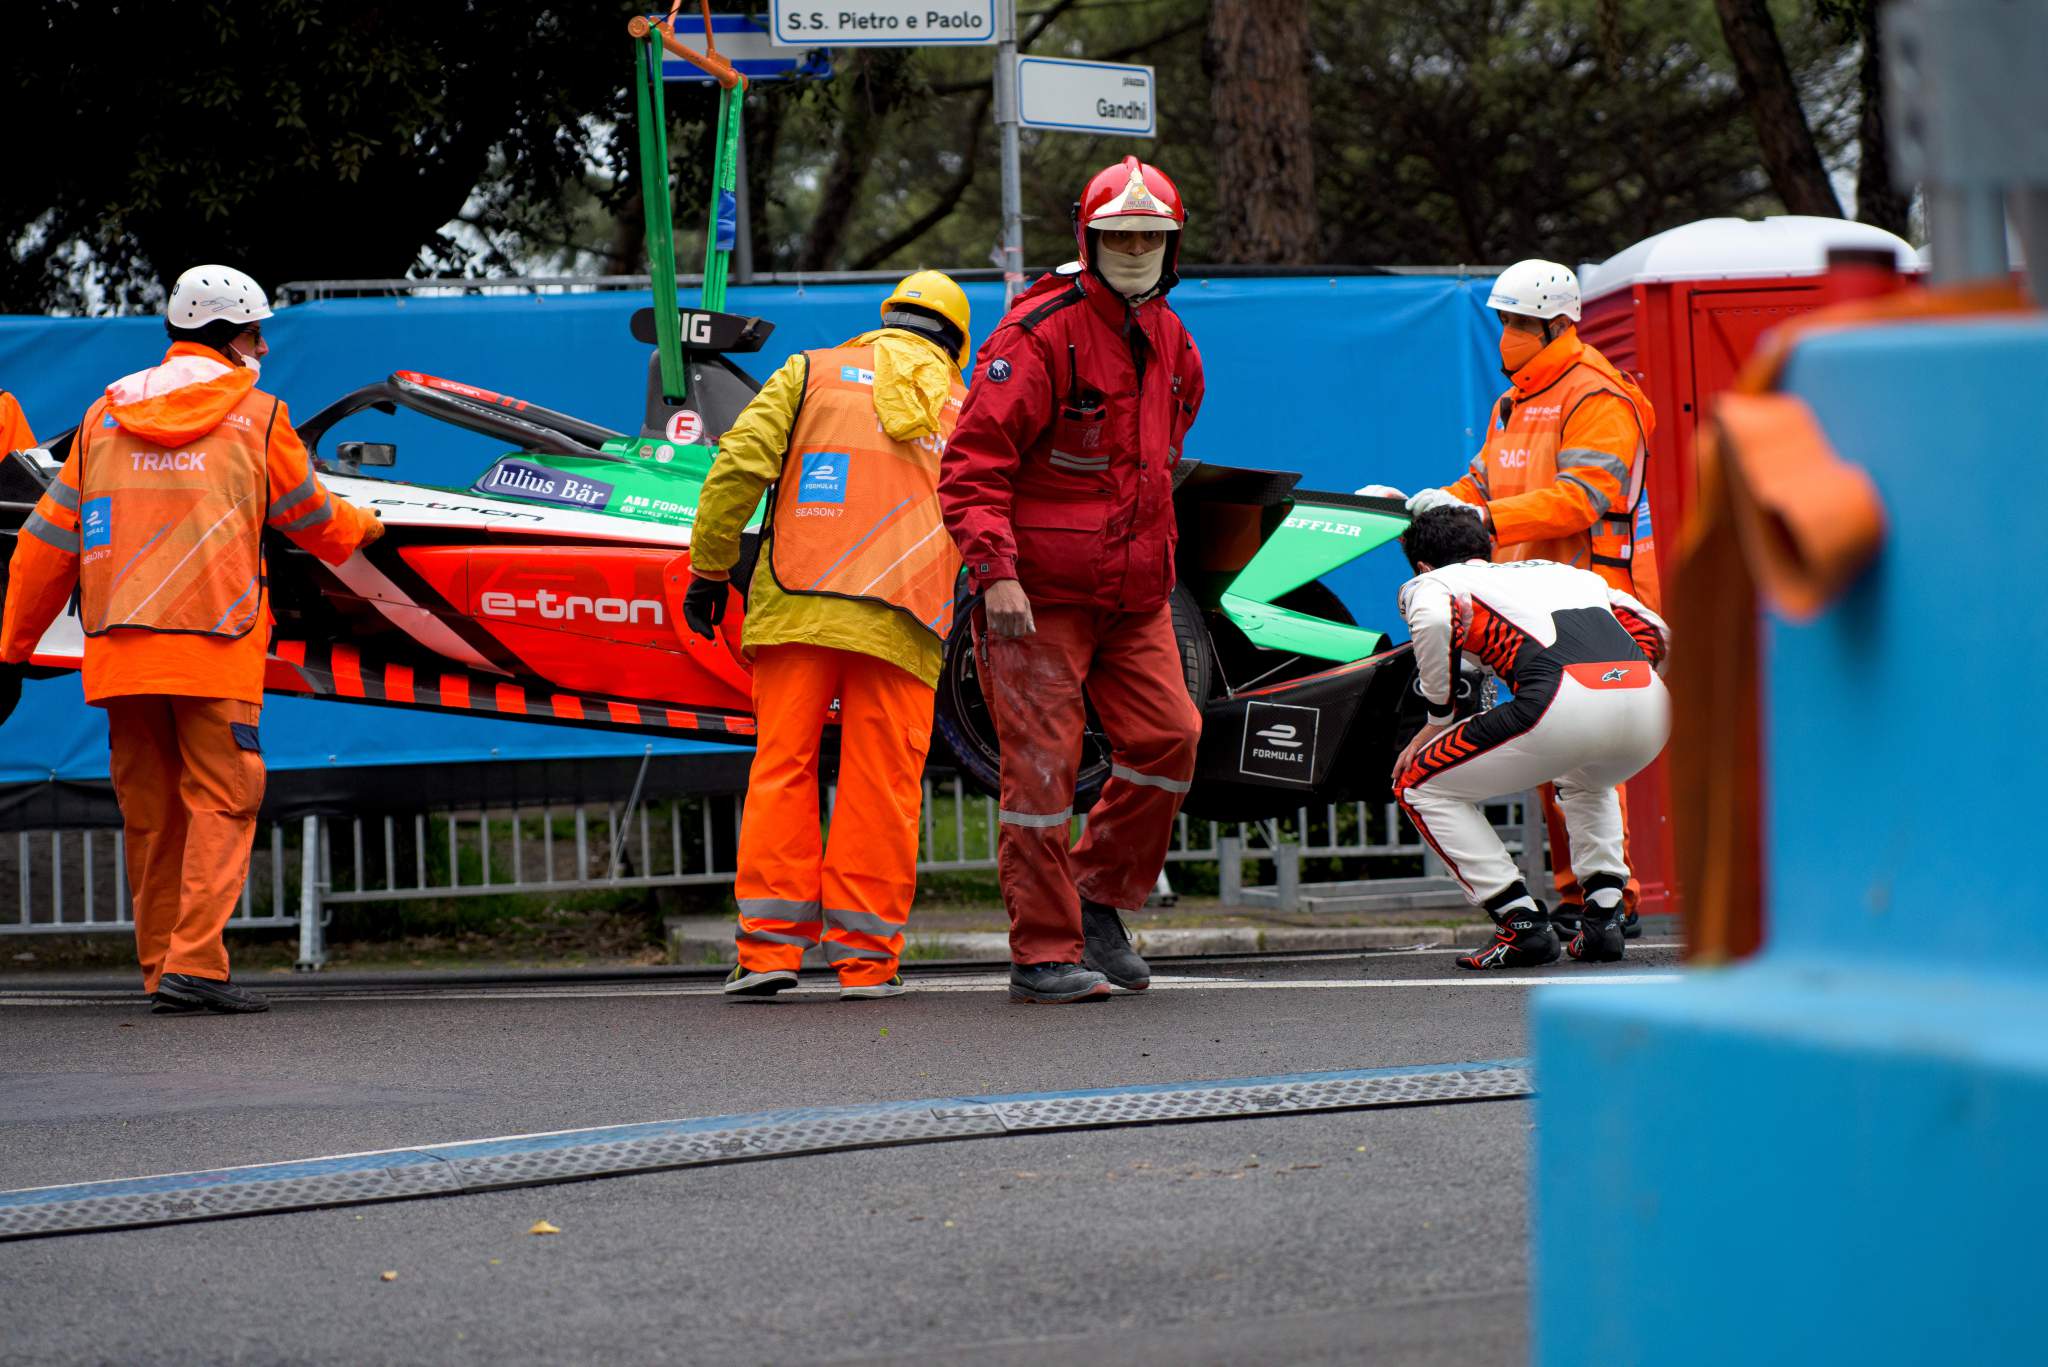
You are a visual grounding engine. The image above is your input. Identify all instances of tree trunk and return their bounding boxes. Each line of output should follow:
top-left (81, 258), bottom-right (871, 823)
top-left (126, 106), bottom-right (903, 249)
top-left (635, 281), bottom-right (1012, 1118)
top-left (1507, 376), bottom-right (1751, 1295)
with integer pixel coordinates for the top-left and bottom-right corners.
top-left (797, 52), bottom-right (909, 271)
top-left (1850, 2), bottom-right (1910, 236)
top-left (1204, 0), bottom-right (1319, 263)
top-left (1710, 0), bottom-right (1843, 217)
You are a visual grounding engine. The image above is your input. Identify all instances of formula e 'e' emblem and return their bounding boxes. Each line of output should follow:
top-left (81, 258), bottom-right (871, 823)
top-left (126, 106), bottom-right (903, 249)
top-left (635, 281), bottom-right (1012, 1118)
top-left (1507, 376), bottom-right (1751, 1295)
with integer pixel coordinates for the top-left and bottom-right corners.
top-left (799, 452), bottom-right (848, 505)
top-left (1239, 701), bottom-right (1319, 785)
top-left (986, 358), bottom-right (1012, 383)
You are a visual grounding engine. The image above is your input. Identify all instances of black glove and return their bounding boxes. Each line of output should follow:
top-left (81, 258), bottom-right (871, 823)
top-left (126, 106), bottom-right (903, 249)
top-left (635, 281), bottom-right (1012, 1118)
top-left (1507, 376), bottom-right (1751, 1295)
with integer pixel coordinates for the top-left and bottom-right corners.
top-left (682, 575), bottom-right (731, 640)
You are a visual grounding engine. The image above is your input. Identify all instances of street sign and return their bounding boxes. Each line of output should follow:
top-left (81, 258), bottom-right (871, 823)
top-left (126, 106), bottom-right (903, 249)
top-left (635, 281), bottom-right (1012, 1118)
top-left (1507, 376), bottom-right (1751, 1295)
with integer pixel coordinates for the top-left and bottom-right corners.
top-left (1015, 56), bottom-right (1156, 136)
top-left (770, 2), bottom-right (998, 46)
top-left (662, 13), bottom-right (832, 82)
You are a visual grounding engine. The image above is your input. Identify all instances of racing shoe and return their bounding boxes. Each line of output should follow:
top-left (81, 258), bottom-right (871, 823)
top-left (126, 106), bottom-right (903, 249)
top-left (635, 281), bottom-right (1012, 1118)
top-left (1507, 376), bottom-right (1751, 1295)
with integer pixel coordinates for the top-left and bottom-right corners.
top-left (152, 973), bottom-right (270, 1014)
top-left (723, 964), bottom-right (798, 998)
top-left (1455, 892), bottom-right (1559, 970)
top-left (1080, 899), bottom-right (1150, 991)
top-left (1622, 909), bottom-right (1643, 940)
top-left (1009, 962), bottom-right (1112, 1004)
top-left (1568, 907), bottom-right (1629, 963)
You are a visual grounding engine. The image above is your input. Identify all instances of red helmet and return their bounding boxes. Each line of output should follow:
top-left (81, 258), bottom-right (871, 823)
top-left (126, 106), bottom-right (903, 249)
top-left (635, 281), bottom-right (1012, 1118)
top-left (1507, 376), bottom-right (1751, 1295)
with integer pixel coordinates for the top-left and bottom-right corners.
top-left (1074, 156), bottom-right (1185, 270)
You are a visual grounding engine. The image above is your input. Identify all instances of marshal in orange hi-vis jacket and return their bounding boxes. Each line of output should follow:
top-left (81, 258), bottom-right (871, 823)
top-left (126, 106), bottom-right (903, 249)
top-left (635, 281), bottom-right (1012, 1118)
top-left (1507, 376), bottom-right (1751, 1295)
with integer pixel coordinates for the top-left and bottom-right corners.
top-left (0, 341), bottom-right (381, 997)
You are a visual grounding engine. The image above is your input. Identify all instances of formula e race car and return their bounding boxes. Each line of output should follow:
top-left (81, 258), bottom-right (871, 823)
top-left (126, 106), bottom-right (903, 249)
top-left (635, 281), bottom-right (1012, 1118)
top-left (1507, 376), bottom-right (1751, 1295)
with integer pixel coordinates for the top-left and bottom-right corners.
top-left (0, 309), bottom-right (1469, 821)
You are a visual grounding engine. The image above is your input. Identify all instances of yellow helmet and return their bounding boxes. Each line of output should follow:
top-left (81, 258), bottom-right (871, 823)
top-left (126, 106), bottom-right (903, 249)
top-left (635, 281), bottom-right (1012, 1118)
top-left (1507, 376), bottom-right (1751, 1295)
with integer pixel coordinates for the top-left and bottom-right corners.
top-left (880, 270), bottom-right (972, 371)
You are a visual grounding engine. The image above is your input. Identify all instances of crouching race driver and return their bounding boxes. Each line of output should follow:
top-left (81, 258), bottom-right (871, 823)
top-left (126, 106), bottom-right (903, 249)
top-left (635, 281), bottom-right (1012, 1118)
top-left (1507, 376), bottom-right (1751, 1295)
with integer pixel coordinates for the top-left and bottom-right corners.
top-left (1391, 507), bottom-right (1670, 967)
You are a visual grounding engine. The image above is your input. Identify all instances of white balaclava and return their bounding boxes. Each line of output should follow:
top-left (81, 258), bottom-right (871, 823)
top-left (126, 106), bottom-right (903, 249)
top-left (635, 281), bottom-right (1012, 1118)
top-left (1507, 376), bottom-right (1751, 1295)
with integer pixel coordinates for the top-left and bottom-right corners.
top-left (1096, 243), bottom-right (1167, 299)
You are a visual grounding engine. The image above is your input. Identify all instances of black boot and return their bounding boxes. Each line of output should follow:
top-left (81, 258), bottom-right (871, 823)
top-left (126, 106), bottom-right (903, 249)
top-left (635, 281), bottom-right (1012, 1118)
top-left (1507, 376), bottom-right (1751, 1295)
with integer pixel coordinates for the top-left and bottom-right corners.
top-left (1456, 885), bottom-right (1560, 970)
top-left (1081, 899), bottom-right (1151, 991)
top-left (1567, 874), bottom-right (1629, 963)
top-left (1009, 962), bottom-right (1112, 1004)
top-left (153, 973), bottom-right (270, 1014)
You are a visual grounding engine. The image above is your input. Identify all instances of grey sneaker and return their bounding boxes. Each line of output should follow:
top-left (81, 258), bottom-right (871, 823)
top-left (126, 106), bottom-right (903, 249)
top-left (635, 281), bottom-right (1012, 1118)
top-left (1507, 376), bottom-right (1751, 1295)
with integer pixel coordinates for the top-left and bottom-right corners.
top-left (153, 973), bottom-right (270, 1014)
top-left (840, 975), bottom-right (906, 1000)
top-left (723, 965), bottom-right (798, 997)
top-left (1081, 899), bottom-right (1151, 991)
top-left (1009, 961), bottom-right (1112, 1004)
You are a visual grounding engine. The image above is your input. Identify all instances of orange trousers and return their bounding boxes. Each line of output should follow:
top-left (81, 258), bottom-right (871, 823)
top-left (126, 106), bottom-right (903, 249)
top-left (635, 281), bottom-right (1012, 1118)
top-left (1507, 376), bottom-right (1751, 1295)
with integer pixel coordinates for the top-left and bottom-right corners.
top-left (733, 644), bottom-right (934, 986)
top-left (1542, 781), bottom-right (1637, 913)
top-left (104, 696), bottom-right (265, 993)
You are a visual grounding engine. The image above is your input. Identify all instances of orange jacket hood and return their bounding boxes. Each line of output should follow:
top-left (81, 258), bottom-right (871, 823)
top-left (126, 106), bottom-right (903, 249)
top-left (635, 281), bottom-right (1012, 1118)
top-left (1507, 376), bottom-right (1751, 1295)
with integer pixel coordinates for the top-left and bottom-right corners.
top-left (104, 342), bottom-right (260, 445)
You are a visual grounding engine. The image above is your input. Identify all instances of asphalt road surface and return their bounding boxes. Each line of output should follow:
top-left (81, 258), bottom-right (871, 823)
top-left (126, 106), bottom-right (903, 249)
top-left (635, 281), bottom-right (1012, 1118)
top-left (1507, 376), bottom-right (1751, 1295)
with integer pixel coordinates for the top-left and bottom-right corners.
top-left (0, 945), bottom-right (1680, 1365)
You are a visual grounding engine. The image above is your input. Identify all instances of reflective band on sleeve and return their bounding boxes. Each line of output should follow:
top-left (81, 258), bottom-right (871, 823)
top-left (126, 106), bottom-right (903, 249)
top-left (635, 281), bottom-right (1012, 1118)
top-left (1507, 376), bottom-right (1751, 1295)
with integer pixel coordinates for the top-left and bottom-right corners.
top-left (23, 510), bottom-right (79, 553)
top-left (1468, 456), bottom-right (1489, 497)
top-left (278, 496), bottom-right (334, 532)
top-left (1555, 447), bottom-right (1630, 483)
top-left (43, 481), bottom-right (80, 512)
top-left (1109, 762), bottom-right (1192, 794)
top-left (1000, 807), bottom-right (1074, 829)
top-left (1556, 472), bottom-right (1611, 517)
top-left (267, 469), bottom-right (320, 520)
top-left (823, 905), bottom-right (903, 938)
top-left (737, 897), bottom-right (823, 923)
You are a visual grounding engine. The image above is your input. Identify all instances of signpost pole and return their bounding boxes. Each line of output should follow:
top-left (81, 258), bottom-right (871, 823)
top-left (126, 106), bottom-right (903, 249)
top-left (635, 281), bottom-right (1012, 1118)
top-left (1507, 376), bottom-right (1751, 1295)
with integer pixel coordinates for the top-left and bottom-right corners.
top-left (994, 0), bottom-right (1024, 308)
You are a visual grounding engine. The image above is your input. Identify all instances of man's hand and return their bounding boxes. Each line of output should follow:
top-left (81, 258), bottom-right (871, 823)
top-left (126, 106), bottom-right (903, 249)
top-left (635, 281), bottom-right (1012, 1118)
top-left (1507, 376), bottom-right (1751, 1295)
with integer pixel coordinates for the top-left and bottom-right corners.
top-left (1405, 488), bottom-right (1480, 519)
top-left (682, 572), bottom-right (731, 640)
top-left (1392, 719), bottom-right (1451, 787)
top-left (1355, 484), bottom-right (1407, 500)
top-left (983, 579), bottom-right (1035, 637)
top-left (357, 515), bottom-right (385, 548)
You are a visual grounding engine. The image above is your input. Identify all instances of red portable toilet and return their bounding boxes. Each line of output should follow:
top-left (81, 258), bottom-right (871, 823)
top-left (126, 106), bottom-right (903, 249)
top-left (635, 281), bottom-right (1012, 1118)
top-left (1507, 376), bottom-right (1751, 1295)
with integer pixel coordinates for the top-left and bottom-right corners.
top-left (1576, 215), bottom-right (1918, 923)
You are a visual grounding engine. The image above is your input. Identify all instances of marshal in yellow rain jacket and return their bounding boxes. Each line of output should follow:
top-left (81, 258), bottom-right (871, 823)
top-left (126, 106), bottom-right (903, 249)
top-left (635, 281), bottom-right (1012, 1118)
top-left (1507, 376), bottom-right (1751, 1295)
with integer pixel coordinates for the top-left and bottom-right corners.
top-left (689, 328), bottom-right (963, 687)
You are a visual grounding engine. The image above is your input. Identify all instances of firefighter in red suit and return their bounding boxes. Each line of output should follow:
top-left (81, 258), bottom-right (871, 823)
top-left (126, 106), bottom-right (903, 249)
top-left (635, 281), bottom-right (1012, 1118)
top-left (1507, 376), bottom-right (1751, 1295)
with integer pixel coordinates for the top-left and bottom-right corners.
top-left (940, 157), bottom-right (1205, 1004)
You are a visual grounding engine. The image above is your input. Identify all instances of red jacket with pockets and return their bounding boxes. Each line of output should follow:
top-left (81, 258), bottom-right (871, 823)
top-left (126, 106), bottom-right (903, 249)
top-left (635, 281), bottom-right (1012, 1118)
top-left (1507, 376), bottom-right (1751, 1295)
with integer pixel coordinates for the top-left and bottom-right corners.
top-left (939, 265), bottom-right (1204, 614)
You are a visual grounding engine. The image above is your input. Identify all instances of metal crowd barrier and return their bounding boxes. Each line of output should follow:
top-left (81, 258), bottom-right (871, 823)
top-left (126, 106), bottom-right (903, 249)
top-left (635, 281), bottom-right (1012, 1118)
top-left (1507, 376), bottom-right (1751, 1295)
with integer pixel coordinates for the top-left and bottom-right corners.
top-left (1, 778), bottom-right (1543, 969)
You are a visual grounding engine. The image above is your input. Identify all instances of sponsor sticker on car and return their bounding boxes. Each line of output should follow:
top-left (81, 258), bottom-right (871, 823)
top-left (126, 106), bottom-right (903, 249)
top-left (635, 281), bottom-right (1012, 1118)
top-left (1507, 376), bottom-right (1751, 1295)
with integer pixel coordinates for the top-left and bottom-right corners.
top-left (1239, 701), bottom-right (1319, 785)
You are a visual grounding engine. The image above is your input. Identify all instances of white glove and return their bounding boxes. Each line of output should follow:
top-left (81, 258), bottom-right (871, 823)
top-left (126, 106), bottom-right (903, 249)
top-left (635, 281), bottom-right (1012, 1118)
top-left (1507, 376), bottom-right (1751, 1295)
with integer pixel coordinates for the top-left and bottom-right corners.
top-left (1354, 484), bottom-right (1407, 500)
top-left (1406, 487), bottom-right (1479, 518)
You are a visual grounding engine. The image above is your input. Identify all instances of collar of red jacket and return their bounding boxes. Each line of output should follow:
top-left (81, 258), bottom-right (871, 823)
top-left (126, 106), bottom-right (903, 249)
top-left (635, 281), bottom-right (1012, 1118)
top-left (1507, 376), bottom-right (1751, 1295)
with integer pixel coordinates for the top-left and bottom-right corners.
top-left (104, 342), bottom-right (260, 445)
top-left (1509, 327), bottom-right (1586, 394)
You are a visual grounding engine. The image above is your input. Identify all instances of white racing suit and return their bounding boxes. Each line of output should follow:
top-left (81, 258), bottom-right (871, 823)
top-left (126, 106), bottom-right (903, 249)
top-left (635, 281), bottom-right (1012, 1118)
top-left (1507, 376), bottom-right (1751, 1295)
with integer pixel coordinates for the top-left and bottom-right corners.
top-left (1393, 558), bottom-right (1671, 907)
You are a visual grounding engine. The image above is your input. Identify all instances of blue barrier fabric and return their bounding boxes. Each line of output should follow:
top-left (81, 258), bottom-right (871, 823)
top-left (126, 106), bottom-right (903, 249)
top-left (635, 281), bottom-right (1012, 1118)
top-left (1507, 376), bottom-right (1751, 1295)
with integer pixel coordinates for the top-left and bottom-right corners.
top-left (0, 276), bottom-right (1496, 781)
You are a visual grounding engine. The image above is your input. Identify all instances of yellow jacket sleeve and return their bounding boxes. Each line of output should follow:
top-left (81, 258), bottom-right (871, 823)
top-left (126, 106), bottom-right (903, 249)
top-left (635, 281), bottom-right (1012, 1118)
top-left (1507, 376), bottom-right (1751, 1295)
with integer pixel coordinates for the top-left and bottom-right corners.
top-left (689, 354), bottom-right (807, 578)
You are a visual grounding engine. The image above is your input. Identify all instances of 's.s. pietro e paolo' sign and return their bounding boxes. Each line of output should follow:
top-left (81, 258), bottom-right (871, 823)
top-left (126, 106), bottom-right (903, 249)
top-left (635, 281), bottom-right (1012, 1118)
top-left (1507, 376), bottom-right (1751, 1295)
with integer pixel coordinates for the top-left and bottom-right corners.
top-left (771, 2), bottom-right (997, 46)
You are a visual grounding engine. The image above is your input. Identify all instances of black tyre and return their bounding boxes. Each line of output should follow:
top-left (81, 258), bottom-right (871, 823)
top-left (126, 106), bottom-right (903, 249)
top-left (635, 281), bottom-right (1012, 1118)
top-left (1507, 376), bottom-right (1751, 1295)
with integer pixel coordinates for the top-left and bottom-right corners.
top-left (933, 583), bottom-right (1212, 805)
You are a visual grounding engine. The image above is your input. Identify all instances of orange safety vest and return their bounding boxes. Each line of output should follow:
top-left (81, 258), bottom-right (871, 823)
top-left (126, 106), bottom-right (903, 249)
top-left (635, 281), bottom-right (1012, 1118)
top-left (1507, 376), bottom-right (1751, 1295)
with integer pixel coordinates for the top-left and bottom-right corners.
top-left (769, 345), bottom-right (965, 638)
top-left (1475, 344), bottom-right (1660, 607)
top-left (76, 390), bottom-right (273, 639)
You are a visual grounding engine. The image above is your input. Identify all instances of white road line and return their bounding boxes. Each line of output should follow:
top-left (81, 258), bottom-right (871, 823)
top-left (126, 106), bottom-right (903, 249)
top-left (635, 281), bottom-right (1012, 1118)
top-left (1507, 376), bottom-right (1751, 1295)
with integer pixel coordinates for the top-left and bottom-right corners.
top-left (0, 972), bottom-right (1680, 1007)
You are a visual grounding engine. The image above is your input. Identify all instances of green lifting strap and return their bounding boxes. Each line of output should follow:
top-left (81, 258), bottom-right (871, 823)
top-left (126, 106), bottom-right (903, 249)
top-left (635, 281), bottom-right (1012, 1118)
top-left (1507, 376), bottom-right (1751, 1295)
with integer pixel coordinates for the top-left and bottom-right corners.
top-left (633, 32), bottom-right (687, 403)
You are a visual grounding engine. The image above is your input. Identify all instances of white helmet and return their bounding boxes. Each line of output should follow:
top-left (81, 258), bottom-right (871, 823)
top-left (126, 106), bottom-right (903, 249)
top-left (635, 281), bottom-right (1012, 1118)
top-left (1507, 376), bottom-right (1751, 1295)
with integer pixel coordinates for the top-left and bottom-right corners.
top-left (1486, 259), bottom-right (1581, 323)
top-left (167, 265), bottom-right (273, 330)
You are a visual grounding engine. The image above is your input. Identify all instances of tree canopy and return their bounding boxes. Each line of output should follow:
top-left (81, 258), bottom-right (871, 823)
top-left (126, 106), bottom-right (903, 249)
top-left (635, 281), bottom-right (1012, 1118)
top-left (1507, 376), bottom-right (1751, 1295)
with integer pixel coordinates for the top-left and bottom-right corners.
top-left (1, 0), bottom-right (1893, 315)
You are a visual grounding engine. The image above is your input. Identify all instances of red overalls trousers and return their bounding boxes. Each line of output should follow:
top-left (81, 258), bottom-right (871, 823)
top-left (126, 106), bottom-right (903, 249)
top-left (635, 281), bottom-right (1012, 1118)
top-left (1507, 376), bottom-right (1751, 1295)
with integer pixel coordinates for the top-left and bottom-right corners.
top-left (979, 601), bottom-right (1201, 965)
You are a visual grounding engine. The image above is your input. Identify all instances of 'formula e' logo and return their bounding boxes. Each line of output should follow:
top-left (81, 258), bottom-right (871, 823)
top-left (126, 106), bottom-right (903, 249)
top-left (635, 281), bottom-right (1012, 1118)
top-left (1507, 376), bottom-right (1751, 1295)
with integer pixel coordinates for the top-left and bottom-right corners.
top-left (1240, 702), bottom-right (1319, 785)
top-left (478, 590), bottom-right (663, 626)
top-left (799, 452), bottom-right (847, 505)
top-left (838, 366), bottom-right (875, 386)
